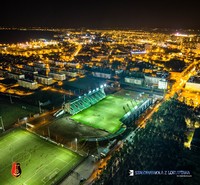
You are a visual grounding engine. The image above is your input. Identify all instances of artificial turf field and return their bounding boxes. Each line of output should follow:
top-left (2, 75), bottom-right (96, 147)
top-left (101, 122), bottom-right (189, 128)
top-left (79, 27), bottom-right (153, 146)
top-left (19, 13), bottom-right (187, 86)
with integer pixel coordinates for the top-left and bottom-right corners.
top-left (71, 95), bottom-right (141, 134)
top-left (0, 129), bottom-right (82, 185)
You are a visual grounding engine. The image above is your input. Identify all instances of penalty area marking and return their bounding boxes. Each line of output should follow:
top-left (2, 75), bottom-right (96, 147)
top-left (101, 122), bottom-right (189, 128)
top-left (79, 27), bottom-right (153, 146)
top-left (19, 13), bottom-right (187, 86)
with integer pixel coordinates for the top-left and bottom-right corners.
top-left (23, 158), bottom-right (57, 184)
top-left (42, 168), bottom-right (60, 183)
top-left (57, 158), bottom-right (77, 172)
top-left (40, 158), bottom-right (78, 184)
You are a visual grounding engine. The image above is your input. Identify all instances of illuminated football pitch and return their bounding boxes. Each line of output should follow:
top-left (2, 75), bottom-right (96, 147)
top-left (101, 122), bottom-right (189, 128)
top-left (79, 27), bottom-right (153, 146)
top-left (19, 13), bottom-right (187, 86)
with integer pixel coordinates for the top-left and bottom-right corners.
top-left (0, 129), bottom-right (82, 185)
top-left (71, 95), bottom-right (141, 134)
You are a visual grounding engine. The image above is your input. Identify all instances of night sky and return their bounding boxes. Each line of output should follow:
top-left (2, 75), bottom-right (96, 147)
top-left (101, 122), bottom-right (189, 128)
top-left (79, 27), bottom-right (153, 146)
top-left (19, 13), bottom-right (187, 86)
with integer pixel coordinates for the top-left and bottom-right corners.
top-left (0, 0), bottom-right (199, 29)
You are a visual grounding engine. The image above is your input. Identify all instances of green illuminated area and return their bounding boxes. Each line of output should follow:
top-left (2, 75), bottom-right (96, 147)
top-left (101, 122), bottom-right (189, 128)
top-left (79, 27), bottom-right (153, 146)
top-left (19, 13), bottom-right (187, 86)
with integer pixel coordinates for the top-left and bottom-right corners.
top-left (71, 95), bottom-right (140, 134)
top-left (0, 129), bottom-right (82, 185)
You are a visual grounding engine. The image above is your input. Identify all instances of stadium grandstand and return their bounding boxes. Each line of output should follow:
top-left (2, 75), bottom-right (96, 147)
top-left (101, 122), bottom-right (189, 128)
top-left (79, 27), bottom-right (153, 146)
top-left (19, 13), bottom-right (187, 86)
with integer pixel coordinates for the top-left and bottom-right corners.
top-left (64, 87), bottom-right (106, 115)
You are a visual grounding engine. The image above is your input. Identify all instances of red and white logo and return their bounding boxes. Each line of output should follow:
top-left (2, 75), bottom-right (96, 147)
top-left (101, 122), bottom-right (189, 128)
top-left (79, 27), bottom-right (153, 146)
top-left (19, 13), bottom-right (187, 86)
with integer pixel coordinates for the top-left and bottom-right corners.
top-left (11, 162), bottom-right (22, 178)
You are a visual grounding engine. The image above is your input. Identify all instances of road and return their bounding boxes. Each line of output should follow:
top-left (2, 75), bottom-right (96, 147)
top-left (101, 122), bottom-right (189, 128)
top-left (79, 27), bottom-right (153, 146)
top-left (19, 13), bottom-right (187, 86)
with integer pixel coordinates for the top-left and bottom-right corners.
top-left (14, 108), bottom-right (59, 129)
top-left (84, 141), bottom-right (123, 185)
top-left (69, 42), bottom-right (82, 61)
top-left (165, 60), bottom-right (198, 100)
top-left (136, 100), bottom-right (162, 128)
top-left (41, 86), bottom-right (74, 96)
top-left (139, 60), bottom-right (198, 129)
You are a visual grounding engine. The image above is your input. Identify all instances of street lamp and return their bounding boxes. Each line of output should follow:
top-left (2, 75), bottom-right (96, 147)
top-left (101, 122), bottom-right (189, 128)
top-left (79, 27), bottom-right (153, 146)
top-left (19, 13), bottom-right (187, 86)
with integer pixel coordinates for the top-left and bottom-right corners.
top-left (0, 116), bottom-right (5, 132)
top-left (38, 101), bottom-right (42, 114)
top-left (75, 138), bottom-right (77, 152)
top-left (9, 94), bottom-right (13, 104)
top-left (24, 117), bottom-right (28, 129)
top-left (48, 127), bottom-right (51, 139)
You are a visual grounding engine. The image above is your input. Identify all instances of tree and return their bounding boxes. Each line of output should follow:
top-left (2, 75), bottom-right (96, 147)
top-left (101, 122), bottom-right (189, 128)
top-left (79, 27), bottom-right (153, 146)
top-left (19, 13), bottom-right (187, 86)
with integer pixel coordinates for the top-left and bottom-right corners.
top-left (164, 59), bottom-right (185, 72)
top-left (112, 60), bottom-right (121, 70)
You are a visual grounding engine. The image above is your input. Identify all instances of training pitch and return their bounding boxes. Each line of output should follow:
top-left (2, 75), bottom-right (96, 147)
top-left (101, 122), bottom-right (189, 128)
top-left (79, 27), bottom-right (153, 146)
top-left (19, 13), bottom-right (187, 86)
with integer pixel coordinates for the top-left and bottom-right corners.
top-left (71, 95), bottom-right (140, 134)
top-left (0, 129), bottom-right (82, 185)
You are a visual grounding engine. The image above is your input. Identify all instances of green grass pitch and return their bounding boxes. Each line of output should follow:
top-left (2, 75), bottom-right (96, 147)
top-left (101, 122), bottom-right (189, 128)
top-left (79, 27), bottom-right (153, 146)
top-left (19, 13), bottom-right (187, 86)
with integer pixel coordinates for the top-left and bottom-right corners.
top-left (71, 95), bottom-right (139, 134)
top-left (0, 129), bottom-right (82, 185)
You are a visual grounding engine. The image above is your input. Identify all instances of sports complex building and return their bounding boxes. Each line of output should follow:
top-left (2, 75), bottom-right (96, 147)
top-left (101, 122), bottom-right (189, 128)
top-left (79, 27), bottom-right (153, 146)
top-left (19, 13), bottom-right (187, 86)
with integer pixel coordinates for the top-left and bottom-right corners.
top-left (61, 84), bottom-right (154, 138)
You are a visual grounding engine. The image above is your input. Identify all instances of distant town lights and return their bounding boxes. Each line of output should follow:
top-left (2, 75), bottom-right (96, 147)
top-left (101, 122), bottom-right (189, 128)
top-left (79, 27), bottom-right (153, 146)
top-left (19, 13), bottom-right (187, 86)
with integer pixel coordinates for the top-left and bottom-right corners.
top-left (175, 32), bottom-right (188, 37)
top-left (131, 50), bottom-right (146, 54)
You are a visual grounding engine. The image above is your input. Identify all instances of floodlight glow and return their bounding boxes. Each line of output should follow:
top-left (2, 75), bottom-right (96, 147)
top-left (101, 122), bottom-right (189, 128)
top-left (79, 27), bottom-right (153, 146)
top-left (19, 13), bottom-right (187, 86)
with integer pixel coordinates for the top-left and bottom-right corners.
top-left (96, 88), bottom-right (99, 90)
top-left (89, 91), bottom-right (91, 94)
top-left (93, 89), bottom-right (95, 92)
top-left (131, 50), bottom-right (146, 54)
top-left (104, 84), bottom-right (107, 87)
top-left (79, 96), bottom-right (81, 98)
top-left (100, 85), bottom-right (103, 88)
top-left (175, 33), bottom-right (188, 37)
